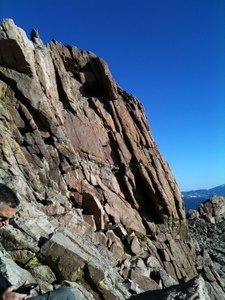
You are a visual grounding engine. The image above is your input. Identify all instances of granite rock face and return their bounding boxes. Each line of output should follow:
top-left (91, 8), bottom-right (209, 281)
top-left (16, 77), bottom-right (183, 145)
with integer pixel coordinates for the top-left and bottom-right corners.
top-left (0, 19), bottom-right (224, 299)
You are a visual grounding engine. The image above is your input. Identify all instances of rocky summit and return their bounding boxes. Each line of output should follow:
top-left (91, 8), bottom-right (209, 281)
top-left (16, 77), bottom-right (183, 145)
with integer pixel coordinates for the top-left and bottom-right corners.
top-left (0, 19), bottom-right (224, 299)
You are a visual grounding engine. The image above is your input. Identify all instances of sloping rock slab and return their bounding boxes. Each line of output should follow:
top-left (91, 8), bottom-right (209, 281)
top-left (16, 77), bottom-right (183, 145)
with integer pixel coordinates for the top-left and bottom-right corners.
top-left (127, 276), bottom-right (210, 300)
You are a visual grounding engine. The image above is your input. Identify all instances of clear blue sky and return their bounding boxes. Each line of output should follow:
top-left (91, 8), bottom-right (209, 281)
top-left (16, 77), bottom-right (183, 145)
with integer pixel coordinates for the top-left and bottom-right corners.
top-left (0, 0), bottom-right (224, 191)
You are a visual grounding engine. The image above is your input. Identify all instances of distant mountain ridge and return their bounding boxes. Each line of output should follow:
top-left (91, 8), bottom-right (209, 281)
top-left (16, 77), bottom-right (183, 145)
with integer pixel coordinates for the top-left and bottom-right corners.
top-left (182, 184), bottom-right (225, 211)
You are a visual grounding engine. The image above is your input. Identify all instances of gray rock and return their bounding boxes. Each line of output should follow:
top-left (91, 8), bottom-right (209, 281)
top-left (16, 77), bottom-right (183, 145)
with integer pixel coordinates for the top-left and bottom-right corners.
top-left (0, 251), bottom-right (36, 287)
top-left (62, 281), bottom-right (95, 300)
top-left (127, 276), bottom-right (210, 300)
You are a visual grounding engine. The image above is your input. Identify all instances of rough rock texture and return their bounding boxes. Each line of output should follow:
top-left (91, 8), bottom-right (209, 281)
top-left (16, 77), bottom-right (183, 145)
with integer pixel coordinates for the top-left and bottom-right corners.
top-left (128, 276), bottom-right (211, 300)
top-left (0, 19), bottom-right (224, 299)
top-left (188, 196), bottom-right (225, 299)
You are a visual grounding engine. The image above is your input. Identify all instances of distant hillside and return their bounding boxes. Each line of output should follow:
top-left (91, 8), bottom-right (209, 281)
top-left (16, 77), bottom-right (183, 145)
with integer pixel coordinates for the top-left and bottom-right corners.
top-left (182, 184), bottom-right (225, 211)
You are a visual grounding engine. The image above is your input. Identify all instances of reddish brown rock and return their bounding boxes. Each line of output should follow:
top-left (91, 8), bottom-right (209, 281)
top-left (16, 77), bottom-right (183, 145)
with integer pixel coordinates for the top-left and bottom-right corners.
top-left (2, 18), bottom-right (224, 299)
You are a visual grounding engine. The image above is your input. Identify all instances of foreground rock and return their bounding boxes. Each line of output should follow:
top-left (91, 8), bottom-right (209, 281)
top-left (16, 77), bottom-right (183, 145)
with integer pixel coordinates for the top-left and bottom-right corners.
top-left (0, 18), bottom-right (225, 299)
top-left (188, 196), bottom-right (225, 299)
top-left (0, 199), bottom-right (131, 299)
top-left (128, 276), bottom-right (210, 300)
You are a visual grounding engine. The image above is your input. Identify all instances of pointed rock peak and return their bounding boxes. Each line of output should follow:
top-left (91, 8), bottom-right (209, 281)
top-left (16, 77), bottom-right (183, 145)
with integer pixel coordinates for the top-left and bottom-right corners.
top-left (30, 28), bottom-right (43, 46)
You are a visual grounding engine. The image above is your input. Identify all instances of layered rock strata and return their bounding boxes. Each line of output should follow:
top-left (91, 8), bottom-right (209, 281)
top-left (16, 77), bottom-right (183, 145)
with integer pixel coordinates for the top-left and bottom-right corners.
top-left (0, 18), bottom-right (223, 299)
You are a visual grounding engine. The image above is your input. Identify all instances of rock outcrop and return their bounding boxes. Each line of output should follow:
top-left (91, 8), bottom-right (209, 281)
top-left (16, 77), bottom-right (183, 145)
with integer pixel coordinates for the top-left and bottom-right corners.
top-left (0, 18), bottom-right (224, 299)
top-left (188, 196), bottom-right (225, 299)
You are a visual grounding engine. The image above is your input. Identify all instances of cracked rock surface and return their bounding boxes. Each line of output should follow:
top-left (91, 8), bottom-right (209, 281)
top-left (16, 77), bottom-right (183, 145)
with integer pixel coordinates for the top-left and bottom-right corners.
top-left (0, 19), bottom-right (225, 299)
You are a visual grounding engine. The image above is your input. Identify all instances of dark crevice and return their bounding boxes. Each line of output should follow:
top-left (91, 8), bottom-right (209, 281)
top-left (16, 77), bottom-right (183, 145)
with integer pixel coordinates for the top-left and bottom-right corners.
top-left (146, 159), bottom-right (171, 217)
top-left (134, 168), bottom-right (164, 224)
top-left (83, 264), bottom-right (104, 300)
top-left (53, 64), bottom-right (77, 114)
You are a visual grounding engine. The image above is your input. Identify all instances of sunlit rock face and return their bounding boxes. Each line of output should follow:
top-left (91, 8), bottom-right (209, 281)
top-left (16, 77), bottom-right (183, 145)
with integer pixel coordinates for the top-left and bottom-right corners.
top-left (0, 18), bottom-right (186, 237)
top-left (1, 19), bottom-right (223, 299)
